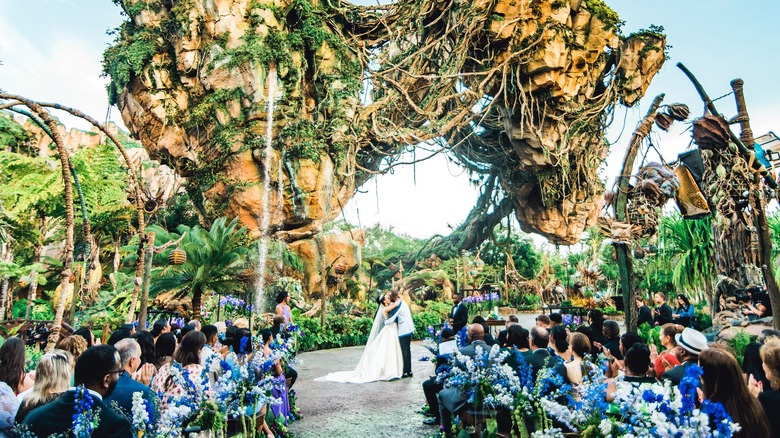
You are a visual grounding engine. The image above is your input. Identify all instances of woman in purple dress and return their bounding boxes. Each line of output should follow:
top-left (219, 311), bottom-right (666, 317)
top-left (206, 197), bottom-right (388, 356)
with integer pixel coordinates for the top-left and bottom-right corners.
top-left (275, 292), bottom-right (293, 324)
top-left (262, 330), bottom-right (290, 424)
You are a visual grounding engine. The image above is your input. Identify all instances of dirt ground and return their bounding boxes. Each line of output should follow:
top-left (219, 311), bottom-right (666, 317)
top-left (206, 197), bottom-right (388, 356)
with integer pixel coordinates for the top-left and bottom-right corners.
top-left (287, 341), bottom-right (440, 438)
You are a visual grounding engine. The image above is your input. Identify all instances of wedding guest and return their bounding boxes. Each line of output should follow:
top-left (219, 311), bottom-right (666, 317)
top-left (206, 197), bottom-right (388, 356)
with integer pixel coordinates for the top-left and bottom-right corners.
top-left (154, 332), bottom-right (177, 370)
top-left (752, 338), bottom-right (780, 437)
top-left (120, 323), bottom-right (136, 335)
top-left (22, 345), bottom-right (132, 437)
top-left (132, 331), bottom-right (156, 367)
top-left (527, 326), bottom-right (552, 380)
top-left (233, 317), bottom-right (250, 329)
top-left (548, 313), bottom-right (563, 327)
top-left (575, 326), bottom-right (599, 357)
top-left (270, 315), bottom-right (287, 339)
top-left (606, 344), bottom-right (655, 402)
top-left (422, 327), bottom-right (456, 426)
top-left (56, 334), bottom-right (88, 370)
top-left (73, 327), bottom-right (95, 347)
top-left (472, 316), bottom-right (496, 346)
top-left (760, 329), bottom-right (780, 344)
top-left (636, 296), bottom-right (653, 327)
top-left (700, 347), bottom-right (771, 438)
top-left (535, 314), bottom-right (551, 329)
top-left (501, 325), bottom-right (531, 372)
top-left (152, 331), bottom-right (210, 411)
top-left (652, 292), bottom-right (673, 326)
top-left (15, 350), bottom-right (72, 423)
top-left (262, 329), bottom-right (288, 437)
top-left (151, 319), bottom-right (170, 342)
top-left (600, 320), bottom-right (622, 360)
top-left (0, 337), bottom-right (34, 395)
top-left (497, 315), bottom-right (519, 348)
top-left (548, 325), bottom-right (570, 362)
top-left (651, 324), bottom-right (681, 378)
top-left (189, 319), bottom-right (202, 331)
top-left (105, 339), bottom-right (157, 420)
top-left (276, 291), bottom-right (294, 324)
top-left (743, 342), bottom-right (770, 389)
top-left (661, 327), bottom-right (707, 386)
top-left (450, 293), bottom-right (469, 333)
top-left (564, 333), bottom-right (592, 385)
top-left (107, 327), bottom-right (132, 346)
top-left (587, 309), bottom-right (606, 345)
top-left (180, 323), bottom-right (197, 339)
top-left (672, 294), bottom-right (695, 327)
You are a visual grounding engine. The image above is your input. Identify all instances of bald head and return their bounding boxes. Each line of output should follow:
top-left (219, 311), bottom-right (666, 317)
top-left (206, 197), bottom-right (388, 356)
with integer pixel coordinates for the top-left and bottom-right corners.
top-left (468, 323), bottom-right (485, 342)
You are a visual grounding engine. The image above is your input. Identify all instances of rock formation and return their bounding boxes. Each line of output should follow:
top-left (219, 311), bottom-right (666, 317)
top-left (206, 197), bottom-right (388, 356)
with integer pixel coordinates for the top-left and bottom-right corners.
top-left (288, 230), bottom-right (365, 300)
top-left (105, 0), bottom-right (665, 246)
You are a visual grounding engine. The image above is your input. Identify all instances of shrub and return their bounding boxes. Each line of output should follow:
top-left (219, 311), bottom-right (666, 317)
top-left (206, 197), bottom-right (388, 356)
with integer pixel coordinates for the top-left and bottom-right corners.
top-left (413, 311), bottom-right (444, 341)
top-left (728, 331), bottom-right (756, 366)
top-left (296, 314), bottom-right (373, 352)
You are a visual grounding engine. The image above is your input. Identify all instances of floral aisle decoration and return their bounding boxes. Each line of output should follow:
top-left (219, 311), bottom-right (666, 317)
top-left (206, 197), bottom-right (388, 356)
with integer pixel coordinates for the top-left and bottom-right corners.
top-left (533, 364), bottom-right (740, 437)
top-left (437, 345), bottom-right (523, 410)
top-left (463, 291), bottom-right (501, 315)
top-left (130, 391), bottom-right (156, 436)
top-left (155, 362), bottom-right (218, 436)
top-left (72, 385), bottom-right (100, 437)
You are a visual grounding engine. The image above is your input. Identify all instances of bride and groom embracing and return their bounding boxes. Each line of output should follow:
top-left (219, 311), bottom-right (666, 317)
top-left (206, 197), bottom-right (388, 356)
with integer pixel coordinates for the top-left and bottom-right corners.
top-left (315, 291), bottom-right (414, 383)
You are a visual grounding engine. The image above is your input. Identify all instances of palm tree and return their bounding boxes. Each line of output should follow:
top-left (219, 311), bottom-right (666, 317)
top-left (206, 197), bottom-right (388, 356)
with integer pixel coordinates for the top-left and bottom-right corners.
top-left (660, 213), bottom-right (715, 309)
top-left (151, 217), bottom-right (252, 320)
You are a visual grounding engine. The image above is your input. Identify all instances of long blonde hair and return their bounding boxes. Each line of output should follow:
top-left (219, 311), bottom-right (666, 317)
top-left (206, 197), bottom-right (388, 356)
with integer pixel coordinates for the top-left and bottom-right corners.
top-left (25, 350), bottom-right (72, 406)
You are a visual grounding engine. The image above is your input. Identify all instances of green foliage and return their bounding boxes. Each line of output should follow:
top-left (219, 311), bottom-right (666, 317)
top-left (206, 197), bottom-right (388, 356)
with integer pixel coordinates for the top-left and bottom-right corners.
top-left (296, 314), bottom-right (373, 351)
top-left (103, 22), bottom-right (161, 105)
top-left (0, 151), bottom-right (62, 217)
top-left (637, 323), bottom-right (662, 351)
top-left (25, 346), bottom-right (43, 373)
top-left (480, 227), bottom-right (541, 279)
top-left (12, 298), bottom-right (54, 320)
top-left (0, 114), bottom-right (30, 152)
top-left (582, 0), bottom-right (623, 31)
top-left (413, 311), bottom-right (443, 340)
top-left (419, 300), bottom-right (453, 319)
top-left (265, 277), bottom-right (304, 313)
top-left (728, 331), bottom-right (756, 366)
top-left (660, 214), bottom-right (714, 302)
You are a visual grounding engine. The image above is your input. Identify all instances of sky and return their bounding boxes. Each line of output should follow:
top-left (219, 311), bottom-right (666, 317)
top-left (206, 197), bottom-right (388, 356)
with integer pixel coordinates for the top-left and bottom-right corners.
top-left (1, 0), bottom-right (778, 243)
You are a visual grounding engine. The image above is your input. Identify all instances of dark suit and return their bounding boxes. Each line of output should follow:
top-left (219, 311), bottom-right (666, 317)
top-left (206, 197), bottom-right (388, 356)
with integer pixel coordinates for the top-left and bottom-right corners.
top-left (637, 305), bottom-right (653, 327)
top-left (603, 338), bottom-right (623, 360)
top-left (104, 371), bottom-right (157, 420)
top-left (451, 303), bottom-right (468, 333)
top-left (661, 360), bottom-right (695, 386)
top-left (439, 339), bottom-right (492, 437)
top-left (23, 389), bottom-right (133, 438)
top-left (497, 329), bottom-right (508, 347)
top-left (526, 348), bottom-right (552, 380)
top-left (654, 303), bottom-right (673, 326)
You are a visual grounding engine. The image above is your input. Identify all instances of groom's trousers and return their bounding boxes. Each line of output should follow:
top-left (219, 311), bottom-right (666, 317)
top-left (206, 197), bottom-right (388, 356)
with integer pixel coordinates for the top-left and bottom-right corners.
top-left (399, 333), bottom-right (412, 375)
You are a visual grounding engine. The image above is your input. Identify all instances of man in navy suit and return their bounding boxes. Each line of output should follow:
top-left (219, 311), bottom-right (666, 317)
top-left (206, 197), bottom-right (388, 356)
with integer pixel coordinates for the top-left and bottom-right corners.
top-left (450, 293), bottom-right (469, 333)
top-left (22, 344), bottom-right (133, 437)
top-left (104, 338), bottom-right (158, 420)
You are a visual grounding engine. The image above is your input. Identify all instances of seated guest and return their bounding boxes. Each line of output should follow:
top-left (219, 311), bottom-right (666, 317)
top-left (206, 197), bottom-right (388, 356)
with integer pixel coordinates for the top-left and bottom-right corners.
top-left (188, 319), bottom-right (202, 331)
top-left (105, 339), bottom-right (157, 420)
top-left (270, 315), bottom-right (287, 339)
top-left (587, 309), bottom-right (606, 345)
top-left (15, 350), bottom-right (72, 422)
top-left (56, 335), bottom-right (88, 370)
top-left (107, 327), bottom-right (132, 346)
top-left (761, 329), bottom-right (780, 344)
top-left (0, 337), bottom-right (33, 432)
top-left (599, 320), bottom-right (622, 360)
top-left (73, 327), bottom-right (95, 347)
top-left (743, 341), bottom-right (770, 389)
top-left (651, 324), bottom-right (681, 378)
top-left (496, 315), bottom-right (519, 348)
top-left (548, 313), bottom-right (563, 327)
top-left (262, 329), bottom-right (288, 435)
top-left (152, 331), bottom-right (210, 411)
top-left (120, 323), bottom-right (136, 335)
top-left (564, 333), bottom-right (593, 385)
top-left (700, 347), bottom-right (771, 438)
top-left (752, 338), bottom-right (780, 437)
top-left (672, 294), bottom-right (695, 327)
top-left (661, 327), bottom-right (707, 386)
top-left (535, 314), bottom-right (551, 329)
top-left (652, 292), bottom-right (673, 326)
top-left (180, 324), bottom-right (197, 339)
top-left (151, 319), bottom-right (170, 342)
top-left (233, 317), bottom-right (250, 329)
top-left (154, 332), bottom-right (177, 370)
top-left (22, 345), bottom-right (132, 437)
top-left (422, 328), bottom-right (456, 426)
top-left (548, 325), bottom-right (570, 362)
top-left (527, 326), bottom-right (552, 380)
top-left (636, 296), bottom-right (653, 328)
top-left (472, 316), bottom-right (496, 346)
top-left (606, 344), bottom-right (655, 402)
top-left (575, 326), bottom-right (599, 357)
top-left (132, 331), bottom-right (157, 367)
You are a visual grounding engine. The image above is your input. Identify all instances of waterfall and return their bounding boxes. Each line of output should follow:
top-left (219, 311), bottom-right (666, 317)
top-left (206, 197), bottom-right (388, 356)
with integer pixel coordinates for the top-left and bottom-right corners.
top-left (256, 64), bottom-right (277, 313)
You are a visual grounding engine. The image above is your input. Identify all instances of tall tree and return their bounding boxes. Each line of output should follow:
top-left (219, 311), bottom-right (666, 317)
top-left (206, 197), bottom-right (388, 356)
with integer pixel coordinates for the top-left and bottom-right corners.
top-left (660, 214), bottom-right (715, 309)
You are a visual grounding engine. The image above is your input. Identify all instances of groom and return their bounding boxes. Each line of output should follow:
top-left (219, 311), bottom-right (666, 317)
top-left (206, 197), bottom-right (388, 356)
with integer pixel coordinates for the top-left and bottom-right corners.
top-left (385, 291), bottom-right (414, 378)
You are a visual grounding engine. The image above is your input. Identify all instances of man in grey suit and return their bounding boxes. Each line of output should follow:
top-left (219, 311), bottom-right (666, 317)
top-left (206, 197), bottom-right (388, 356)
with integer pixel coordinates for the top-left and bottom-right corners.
top-left (438, 324), bottom-right (493, 438)
top-left (526, 326), bottom-right (552, 380)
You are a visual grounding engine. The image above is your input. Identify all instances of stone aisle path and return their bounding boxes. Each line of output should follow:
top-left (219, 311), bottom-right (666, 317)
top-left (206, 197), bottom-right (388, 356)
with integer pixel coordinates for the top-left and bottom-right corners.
top-left (288, 341), bottom-right (438, 438)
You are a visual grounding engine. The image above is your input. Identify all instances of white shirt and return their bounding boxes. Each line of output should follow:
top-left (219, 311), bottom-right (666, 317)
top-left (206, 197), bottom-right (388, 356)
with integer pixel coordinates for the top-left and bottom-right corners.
top-left (385, 300), bottom-right (414, 337)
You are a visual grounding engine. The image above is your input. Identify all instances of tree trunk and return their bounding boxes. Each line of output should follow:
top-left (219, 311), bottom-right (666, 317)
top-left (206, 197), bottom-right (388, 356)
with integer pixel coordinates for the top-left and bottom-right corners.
top-left (111, 236), bottom-right (121, 292)
top-left (0, 277), bottom-right (8, 321)
top-left (192, 285), bottom-right (203, 321)
top-left (25, 214), bottom-right (45, 320)
top-left (613, 94), bottom-right (665, 333)
top-left (138, 232), bottom-right (155, 329)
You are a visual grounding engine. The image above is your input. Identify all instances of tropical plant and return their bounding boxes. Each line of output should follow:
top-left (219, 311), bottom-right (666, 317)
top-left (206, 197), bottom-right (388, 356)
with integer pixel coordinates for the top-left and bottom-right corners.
top-left (659, 213), bottom-right (715, 308)
top-left (150, 217), bottom-right (253, 319)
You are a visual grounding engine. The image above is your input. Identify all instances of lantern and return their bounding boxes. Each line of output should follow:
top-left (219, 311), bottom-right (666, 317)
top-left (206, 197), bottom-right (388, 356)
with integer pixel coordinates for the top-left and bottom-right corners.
top-left (169, 248), bottom-right (187, 265)
top-left (18, 276), bottom-right (32, 288)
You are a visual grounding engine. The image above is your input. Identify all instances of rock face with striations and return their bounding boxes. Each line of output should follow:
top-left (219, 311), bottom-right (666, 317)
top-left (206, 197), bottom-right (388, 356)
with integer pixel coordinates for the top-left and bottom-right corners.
top-left (105, 0), bottom-right (665, 245)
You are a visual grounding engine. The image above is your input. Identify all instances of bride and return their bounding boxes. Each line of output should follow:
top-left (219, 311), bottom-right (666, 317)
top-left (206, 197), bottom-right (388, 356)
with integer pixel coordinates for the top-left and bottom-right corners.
top-left (315, 294), bottom-right (403, 383)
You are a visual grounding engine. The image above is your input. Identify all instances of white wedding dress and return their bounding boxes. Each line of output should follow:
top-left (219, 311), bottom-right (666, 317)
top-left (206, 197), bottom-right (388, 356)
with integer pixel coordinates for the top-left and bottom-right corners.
top-left (315, 304), bottom-right (403, 383)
